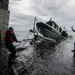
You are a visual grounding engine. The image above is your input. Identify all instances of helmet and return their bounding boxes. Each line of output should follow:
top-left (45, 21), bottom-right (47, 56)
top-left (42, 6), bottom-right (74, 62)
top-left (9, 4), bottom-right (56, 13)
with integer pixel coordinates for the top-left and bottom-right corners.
top-left (9, 27), bottom-right (14, 30)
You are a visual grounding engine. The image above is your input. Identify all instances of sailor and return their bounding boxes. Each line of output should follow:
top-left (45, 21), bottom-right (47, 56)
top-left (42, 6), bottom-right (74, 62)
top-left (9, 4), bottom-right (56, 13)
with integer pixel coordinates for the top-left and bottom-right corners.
top-left (59, 27), bottom-right (62, 33)
top-left (5, 27), bottom-right (17, 65)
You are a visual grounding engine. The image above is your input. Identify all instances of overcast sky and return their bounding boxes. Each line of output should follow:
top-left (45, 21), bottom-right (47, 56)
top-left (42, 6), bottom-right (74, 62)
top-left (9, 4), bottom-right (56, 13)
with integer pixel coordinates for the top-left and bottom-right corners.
top-left (9, 0), bottom-right (75, 31)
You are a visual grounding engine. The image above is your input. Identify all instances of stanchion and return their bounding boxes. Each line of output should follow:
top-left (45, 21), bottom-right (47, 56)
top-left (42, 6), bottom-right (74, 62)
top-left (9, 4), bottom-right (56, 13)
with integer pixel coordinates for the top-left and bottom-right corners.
top-left (74, 42), bottom-right (75, 57)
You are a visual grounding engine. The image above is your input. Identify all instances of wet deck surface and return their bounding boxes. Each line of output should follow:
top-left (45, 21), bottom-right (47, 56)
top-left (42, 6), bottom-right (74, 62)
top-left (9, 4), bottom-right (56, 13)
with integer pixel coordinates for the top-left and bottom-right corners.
top-left (0, 39), bottom-right (75, 75)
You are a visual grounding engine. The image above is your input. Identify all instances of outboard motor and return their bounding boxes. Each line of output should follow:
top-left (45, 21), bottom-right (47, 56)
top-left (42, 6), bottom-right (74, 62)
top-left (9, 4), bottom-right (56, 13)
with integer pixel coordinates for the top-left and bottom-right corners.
top-left (61, 31), bottom-right (68, 38)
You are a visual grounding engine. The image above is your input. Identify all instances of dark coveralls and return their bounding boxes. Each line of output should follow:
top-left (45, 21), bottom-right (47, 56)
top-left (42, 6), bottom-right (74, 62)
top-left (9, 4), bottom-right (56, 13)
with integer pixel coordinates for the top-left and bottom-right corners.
top-left (5, 30), bottom-right (17, 64)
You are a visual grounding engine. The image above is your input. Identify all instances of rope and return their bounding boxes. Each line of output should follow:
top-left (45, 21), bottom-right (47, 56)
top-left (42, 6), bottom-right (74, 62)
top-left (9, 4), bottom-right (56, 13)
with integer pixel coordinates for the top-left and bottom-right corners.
top-left (16, 31), bottom-right (32, 47)
top-left (16, 17), bottom-right (38, 48)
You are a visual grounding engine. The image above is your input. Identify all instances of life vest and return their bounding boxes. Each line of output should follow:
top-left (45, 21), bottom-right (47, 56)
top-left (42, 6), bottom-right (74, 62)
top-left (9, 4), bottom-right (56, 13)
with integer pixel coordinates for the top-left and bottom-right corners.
top-left (5, 30), bottom-right (15, 42)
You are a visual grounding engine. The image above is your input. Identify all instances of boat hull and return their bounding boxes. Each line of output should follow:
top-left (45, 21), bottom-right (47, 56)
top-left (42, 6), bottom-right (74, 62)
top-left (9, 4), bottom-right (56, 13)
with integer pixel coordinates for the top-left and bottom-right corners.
top-left (36, 22), bottom-right (67, 42)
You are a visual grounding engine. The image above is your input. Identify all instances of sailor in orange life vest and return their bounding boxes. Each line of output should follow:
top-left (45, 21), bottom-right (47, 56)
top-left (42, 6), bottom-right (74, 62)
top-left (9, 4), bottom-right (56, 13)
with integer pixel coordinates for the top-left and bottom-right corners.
top-left (5, 27), bottom-right (17, 65)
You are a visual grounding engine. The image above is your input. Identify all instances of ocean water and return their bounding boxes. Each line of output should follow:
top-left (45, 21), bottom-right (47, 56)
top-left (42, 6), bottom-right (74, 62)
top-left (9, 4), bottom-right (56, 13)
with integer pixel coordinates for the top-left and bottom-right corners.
top-left (15, 30), bottom-right (34, 41)
top-left (15, 30), bottom-right (74, 39)
top-left (1, 30), bottom-right (75, 75)
top-left (67, 30), bottom-right (75, 41)
top-left (12, 30), bottom-right (75, 75)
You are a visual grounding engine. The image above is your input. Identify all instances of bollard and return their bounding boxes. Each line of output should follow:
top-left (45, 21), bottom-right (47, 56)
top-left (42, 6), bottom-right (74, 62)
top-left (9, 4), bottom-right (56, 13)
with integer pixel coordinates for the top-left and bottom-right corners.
top-left (74, 42), bottom-right (75, 57)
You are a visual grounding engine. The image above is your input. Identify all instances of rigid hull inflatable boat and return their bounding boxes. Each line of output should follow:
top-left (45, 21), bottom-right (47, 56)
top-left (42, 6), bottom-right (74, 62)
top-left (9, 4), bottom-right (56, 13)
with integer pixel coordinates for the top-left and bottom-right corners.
top-left (36, 20), bottom-right (68, 42)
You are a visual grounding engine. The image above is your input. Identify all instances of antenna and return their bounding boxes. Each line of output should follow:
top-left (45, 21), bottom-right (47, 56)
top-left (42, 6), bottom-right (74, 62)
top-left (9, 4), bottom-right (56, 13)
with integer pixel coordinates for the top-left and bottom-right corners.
top-left (50, 17), bottom-right (52, 21)
top-left (33, 17), bottom-right (36, 30)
